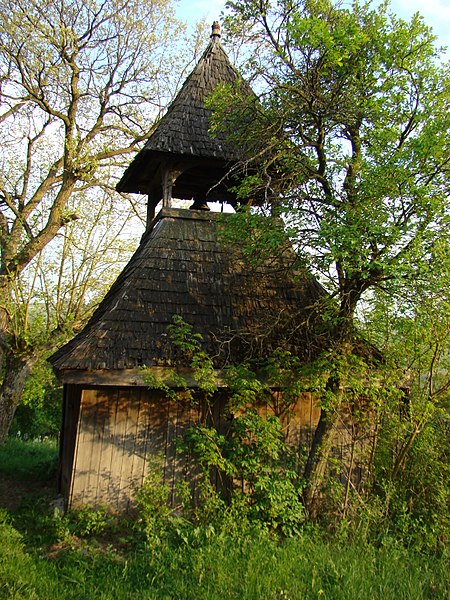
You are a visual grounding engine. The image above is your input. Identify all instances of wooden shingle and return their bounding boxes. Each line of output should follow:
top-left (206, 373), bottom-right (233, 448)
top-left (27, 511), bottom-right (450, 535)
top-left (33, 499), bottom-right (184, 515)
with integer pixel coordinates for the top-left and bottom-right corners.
top-left (50, 209), bottom-right (326, 379)
top-left (116, 25), bottom-right (255, 210)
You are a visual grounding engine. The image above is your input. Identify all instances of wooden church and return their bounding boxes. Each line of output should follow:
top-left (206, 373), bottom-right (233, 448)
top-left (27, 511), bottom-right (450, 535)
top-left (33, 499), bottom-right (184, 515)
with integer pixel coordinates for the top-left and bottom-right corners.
top-left (50, 24), bottom-right (360, 512)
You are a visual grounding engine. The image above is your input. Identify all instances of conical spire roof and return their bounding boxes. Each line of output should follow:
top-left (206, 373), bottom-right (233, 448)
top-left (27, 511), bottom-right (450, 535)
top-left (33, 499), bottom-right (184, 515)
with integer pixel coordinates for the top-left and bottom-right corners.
top-left (141, 27), bottom-right (249, 159)
top-left (116, 24), bottom-right (253, 198)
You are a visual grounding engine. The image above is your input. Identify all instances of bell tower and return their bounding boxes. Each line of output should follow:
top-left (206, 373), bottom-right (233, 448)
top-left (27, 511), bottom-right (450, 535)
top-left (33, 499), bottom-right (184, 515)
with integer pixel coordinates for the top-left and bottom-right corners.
top-left (116, 23), bottom-right (254, 224)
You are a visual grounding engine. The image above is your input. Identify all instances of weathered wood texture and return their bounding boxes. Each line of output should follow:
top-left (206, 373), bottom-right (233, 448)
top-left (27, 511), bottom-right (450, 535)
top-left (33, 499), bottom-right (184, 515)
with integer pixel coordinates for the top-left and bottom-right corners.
top-left (69, 387), bottom-right (202, 510)
top-left (51, 23), bottom-right (375, 513)
top-left (67, 385), bottom-right (370, 510)
top-left (141, 35), bottom-right (246, 160)
top-left (50, 209), bottom-right (326, 378)
top-left (58, 385), bottom-right (82, 500)
top-left (116, 30), bottom-right (253, 199)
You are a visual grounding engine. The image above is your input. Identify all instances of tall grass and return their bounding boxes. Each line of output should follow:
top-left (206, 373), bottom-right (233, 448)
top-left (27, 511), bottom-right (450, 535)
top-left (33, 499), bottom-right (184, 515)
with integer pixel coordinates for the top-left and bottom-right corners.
top-left (0, 437), bottom-right (58, 480)
top-left (0, 438), bottom-right (448, 599)
top-left (0, 510), bottom-right (448, 599)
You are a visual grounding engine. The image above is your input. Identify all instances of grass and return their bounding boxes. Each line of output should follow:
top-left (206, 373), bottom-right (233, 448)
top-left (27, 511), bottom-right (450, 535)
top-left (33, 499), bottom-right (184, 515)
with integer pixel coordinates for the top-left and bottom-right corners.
top-left (0, 438), bottom-right (448, 600)
top-left (1, 512), bottom-right (448, 599)
top-left (0, 437), bottom-right (58, 480)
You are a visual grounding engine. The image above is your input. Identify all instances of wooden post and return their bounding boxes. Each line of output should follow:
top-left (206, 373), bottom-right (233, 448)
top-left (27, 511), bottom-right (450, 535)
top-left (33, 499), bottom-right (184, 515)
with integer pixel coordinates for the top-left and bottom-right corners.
top-left (162, 169), bottom-right (173, 208)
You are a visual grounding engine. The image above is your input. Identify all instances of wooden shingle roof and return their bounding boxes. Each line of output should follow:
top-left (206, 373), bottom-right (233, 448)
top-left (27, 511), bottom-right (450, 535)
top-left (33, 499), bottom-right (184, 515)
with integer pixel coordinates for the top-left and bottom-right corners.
top-left (141, 34), bottom-right (247, 159)
top-left (50, 209), bottom-right (326, 381)
top-left (116, 25), bottom-right (254, 200)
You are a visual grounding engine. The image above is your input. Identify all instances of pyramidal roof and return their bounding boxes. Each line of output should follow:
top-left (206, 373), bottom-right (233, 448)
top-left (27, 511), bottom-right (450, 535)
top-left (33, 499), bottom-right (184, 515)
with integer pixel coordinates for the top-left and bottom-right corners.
top-left (142, 25), bottom-right (250, 159)
top-left (50, 209), bottom-right (326, 381)
top-left (116, 23), bottom-right (253, 196)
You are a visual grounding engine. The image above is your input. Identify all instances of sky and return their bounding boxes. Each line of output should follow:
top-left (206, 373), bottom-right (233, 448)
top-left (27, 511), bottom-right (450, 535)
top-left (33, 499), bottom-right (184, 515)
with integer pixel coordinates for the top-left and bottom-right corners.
top-left (175, 0), bottom-right (450, 56)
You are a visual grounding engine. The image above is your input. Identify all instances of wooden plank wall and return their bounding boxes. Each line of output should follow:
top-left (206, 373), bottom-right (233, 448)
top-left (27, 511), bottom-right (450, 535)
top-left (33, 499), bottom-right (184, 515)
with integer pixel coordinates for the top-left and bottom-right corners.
top-left (68, 386), bottom-right (371, 511)
top-left (59, 385), bottom-right (82, 501)
top-left (70, 387), bottom-right (203, 511)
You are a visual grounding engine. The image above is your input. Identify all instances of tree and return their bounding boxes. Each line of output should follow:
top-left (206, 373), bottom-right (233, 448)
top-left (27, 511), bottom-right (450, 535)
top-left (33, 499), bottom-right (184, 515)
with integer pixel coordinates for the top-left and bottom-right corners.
top-left (0, 0), bottom-right (184, 442)
top-left (8, 187), bottom-right (139, 438)
top-left (358, 261), bottom-right (450, 549)
top-left (213, 0), bottom-right (450, 516)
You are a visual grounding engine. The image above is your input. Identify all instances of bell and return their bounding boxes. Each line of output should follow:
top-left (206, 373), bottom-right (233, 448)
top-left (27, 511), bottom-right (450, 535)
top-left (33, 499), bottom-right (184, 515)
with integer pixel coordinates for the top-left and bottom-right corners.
top-left (189, 199), bottom-right (210, 211)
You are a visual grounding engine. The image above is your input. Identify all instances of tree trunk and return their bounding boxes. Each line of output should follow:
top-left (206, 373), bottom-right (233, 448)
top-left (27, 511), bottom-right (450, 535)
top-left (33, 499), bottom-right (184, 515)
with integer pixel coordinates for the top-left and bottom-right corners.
top-left (302, 379), bottom-right (342, 520)
top-left (302, 327), bottom-right (355, 520)
top-left (0, 353), bottom-right (35, 444)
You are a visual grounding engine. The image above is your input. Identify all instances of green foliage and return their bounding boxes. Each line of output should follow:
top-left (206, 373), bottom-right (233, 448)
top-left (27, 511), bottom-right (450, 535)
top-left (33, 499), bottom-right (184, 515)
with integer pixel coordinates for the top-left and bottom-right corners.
top-left (143, 315), bottom-right (217, 397)
top-left (168, 315), bottom-right (217, 394)
top-left (0, 503), bottom-right (449, 599)
top-left (0, 0), bottom-right (185, 443)
top-left (60, 506), bottom-right (112, 538)
top-left (219, 0), bottom-right (450, 329)
top-left (167, 314), bottom-right (204, 355)
top-left (0, 509), bottom-right (53, 600)
top-left (135, 456), bottom-right (175, 544)
top-left (145, 303), bottom-right (449, 545)
top-left (9, 363), bottom-right (62, 439)
top-left (0, 439), bottom-right (447, 598)
top-left (183, 409), bottom-right (305, 536)
top-left (365, 399), bottom-right (450, 553)
top-left (218, 207), bottom-right (296, 266)
top-left (0, 437), bottom-right (58, 480)
top-left (217, 0), bottom-right (450, 524)
top-left (352, 268), bottom-right (450, 552)
top-left (143, 317), bottom-right (307, 536)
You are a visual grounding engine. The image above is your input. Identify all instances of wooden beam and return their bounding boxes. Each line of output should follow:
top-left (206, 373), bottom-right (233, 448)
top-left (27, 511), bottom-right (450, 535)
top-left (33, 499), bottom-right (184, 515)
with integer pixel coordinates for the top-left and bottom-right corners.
top-left (55, 366), bottom-right (229, 387)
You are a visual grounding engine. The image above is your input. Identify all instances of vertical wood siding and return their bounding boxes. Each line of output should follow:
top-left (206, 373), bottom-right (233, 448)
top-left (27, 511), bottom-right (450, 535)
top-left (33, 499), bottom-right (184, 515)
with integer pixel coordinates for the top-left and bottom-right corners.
top-left (67, 386), bottom-right (370, 511)
top-left (70, 387), bottom-right (203, 511)
top-left (59, 385), bottom-right (82, 502)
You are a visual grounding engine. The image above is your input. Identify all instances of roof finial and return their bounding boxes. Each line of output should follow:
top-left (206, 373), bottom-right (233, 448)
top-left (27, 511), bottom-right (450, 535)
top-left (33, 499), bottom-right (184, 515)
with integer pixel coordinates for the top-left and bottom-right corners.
top-left (211, 21), bottom-right (221, 40)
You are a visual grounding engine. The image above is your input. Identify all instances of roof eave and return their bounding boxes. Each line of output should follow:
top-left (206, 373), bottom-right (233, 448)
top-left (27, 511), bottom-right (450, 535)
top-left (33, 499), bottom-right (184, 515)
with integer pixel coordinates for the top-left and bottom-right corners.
top-left (54, 366), bottom-right (229, 388)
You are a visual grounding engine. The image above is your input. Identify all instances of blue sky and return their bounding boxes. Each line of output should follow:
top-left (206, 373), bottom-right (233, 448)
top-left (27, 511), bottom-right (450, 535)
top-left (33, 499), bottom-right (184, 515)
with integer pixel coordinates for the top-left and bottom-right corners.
top-left (176, 0), bottom-right (450, 56)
